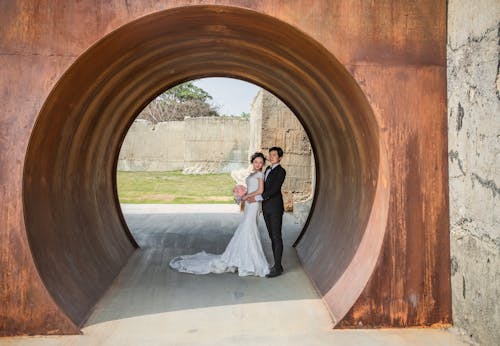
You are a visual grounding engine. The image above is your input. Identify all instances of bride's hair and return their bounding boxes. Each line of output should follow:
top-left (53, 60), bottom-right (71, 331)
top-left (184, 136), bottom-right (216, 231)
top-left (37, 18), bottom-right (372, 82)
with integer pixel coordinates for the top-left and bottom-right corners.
top-left (250, 152), bottom-right (266, 165)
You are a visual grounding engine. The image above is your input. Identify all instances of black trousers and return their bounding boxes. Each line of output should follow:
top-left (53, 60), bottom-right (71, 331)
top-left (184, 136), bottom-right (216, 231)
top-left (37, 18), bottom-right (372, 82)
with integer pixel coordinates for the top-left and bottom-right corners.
top-left (263, 211), bottom-right (283, 270)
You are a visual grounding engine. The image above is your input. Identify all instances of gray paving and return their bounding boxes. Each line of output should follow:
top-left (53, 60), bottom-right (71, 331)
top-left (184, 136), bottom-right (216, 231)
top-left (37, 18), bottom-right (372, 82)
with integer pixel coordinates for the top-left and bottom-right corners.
top-left (1, 204), bottom-right (469, 345)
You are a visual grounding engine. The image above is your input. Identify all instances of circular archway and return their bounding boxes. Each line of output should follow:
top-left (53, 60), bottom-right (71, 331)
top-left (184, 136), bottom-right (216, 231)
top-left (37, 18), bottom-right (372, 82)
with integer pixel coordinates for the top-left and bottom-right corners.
top-left (23, 5), bottom-right (389, 328)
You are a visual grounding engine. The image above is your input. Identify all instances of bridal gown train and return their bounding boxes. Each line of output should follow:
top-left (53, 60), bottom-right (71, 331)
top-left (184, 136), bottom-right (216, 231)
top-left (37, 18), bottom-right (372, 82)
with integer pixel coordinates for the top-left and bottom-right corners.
top-left (169, 171), bottom-right (270, 277)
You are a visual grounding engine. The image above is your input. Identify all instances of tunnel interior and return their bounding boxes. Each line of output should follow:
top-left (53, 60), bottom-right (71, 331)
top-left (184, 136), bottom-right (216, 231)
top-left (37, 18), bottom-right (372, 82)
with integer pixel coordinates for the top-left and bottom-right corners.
top-left (22, 5), bottom-right (389, 329)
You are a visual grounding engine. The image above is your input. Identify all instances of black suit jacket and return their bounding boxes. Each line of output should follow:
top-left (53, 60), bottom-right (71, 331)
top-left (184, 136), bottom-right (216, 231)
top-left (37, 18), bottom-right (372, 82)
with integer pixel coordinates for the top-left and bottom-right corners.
top-left (261, 164), bottom-right (286, 214)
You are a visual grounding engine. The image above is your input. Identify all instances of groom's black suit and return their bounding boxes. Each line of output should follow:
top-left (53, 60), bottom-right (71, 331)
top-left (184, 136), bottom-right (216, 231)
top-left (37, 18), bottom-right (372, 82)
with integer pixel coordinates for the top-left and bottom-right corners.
top-left (261, 164), bottom-right (286, 271)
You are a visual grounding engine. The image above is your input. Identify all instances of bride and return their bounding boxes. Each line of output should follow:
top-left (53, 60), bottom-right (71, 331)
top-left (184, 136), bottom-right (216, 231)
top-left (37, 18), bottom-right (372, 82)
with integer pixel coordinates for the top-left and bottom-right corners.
top-left (169, 152), bottom-right (270, 277)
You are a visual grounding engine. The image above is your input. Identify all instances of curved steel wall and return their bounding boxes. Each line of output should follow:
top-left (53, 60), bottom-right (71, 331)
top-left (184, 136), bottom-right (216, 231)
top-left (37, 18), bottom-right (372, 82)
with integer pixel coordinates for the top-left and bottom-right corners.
top-left (22, 6), bottom-right (385, 327)
top-left (1, 1), bottom-right (451, 335)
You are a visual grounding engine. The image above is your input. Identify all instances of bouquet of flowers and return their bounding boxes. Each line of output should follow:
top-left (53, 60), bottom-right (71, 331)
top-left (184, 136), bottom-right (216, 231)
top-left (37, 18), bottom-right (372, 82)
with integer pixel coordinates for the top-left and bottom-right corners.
top-left (232, 184), bottom-right (247, 204)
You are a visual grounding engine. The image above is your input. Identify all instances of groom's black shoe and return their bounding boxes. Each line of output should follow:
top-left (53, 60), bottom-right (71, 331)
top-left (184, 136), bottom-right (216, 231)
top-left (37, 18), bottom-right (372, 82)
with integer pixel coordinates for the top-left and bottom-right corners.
top-left (266, 266), bottom-right (283, 278)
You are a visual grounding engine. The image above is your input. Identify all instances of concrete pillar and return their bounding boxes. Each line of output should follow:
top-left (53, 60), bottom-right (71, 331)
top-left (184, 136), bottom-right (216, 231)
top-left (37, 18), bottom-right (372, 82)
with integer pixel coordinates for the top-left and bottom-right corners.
top-left (447, 1), bottom-right (500, 344)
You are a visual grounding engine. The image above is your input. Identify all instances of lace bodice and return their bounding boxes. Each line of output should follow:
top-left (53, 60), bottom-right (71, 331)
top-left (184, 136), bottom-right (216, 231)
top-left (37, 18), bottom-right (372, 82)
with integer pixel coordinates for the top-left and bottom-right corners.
top-left (246, 171), bottom-right (264, 195)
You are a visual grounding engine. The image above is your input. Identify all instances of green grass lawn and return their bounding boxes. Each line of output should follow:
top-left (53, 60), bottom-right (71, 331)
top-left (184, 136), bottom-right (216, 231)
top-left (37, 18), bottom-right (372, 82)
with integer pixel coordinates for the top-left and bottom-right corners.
top-left (117, 171), bottom-right (235, 204)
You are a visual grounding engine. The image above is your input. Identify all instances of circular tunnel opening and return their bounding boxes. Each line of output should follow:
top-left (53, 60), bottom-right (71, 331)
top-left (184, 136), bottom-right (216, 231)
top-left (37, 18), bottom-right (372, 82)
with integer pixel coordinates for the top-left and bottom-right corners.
top-left (116, 77), bottom-right (316, 241)
top-left (22, 5), bottom-right (389, 329)
top-left (114, 77), bottom-right (317, 307)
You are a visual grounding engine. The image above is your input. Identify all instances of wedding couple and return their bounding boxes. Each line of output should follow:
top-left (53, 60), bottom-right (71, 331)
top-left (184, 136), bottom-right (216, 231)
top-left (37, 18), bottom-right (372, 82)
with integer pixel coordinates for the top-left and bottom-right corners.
top-left (169, 147), bottom-right (286, 278)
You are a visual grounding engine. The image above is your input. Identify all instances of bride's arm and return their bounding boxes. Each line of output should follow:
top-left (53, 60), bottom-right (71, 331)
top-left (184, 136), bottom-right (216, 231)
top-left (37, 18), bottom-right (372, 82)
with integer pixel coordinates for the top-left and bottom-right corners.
top-left (242, 178), bottom-right (264, 200)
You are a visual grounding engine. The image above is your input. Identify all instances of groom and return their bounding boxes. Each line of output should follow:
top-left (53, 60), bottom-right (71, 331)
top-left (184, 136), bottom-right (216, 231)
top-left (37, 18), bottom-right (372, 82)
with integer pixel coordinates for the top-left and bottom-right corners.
top-left (247, 147), bottom-right (286, 278)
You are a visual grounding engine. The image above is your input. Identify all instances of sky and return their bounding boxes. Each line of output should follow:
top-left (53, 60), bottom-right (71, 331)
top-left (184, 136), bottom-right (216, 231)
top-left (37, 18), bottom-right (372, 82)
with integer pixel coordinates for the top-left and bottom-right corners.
top-left (192, 77), bottom-right (260, 116)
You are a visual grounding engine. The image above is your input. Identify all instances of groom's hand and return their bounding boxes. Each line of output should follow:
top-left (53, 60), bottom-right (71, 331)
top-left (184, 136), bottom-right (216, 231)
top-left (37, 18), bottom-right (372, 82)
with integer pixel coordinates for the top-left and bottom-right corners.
top-left (247, 196), bottom-right (256, 203)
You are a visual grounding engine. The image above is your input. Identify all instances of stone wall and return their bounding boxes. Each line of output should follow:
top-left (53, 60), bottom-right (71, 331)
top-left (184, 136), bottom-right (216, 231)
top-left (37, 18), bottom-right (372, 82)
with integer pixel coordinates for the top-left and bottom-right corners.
top-left (249, 90), bottom-right (263, 156)
top-left (250, 89), bottom-right (314, 211)
top-left (447, 1), bottom-right (500, 344)
top-left (183, 116), bottom-right (250, 174)
top-left (118, 117), bottom-right (250, 173)
top-left (118, 120), bottom-right (185, 171)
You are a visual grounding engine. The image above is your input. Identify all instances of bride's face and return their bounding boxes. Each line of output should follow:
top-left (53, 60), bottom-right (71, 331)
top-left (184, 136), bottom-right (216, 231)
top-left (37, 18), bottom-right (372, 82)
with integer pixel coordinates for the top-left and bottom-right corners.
top-left (252, 157), bottom-right (264, 171)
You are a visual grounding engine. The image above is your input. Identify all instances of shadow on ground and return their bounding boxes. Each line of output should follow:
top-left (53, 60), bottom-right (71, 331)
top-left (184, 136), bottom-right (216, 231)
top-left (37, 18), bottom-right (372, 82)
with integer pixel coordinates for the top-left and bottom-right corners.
top-left (2, 206), bottom-right (469, 345)
top-left (84, 205), bottom-right (317, 326)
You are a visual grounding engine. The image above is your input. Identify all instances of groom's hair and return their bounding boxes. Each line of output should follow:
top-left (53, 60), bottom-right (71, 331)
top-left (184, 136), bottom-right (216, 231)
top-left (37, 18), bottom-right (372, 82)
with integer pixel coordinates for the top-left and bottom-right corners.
top-left (269, 146), bottom-right (284, 157)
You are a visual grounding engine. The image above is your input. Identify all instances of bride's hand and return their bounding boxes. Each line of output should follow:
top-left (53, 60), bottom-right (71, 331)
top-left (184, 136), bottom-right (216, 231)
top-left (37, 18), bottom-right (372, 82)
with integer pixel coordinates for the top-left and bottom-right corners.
top-left (242, 195), bottom-right (247, 201)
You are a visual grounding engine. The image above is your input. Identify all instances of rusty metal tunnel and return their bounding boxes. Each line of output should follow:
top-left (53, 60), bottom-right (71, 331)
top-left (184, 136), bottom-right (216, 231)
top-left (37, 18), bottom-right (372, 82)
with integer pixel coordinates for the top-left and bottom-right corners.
top-left (22, 6), bottom-right (389, 330)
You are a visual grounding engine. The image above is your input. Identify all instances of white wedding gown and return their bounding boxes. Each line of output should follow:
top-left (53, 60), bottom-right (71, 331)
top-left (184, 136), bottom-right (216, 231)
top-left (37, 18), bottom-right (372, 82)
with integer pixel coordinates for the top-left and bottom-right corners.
top-left (169, 171), bottom-right (270, 277)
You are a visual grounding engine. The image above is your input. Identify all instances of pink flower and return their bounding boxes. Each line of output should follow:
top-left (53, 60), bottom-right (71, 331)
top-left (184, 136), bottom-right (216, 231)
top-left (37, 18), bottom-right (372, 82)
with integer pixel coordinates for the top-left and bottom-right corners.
top-left (232, 184), bottom-right (247, 204)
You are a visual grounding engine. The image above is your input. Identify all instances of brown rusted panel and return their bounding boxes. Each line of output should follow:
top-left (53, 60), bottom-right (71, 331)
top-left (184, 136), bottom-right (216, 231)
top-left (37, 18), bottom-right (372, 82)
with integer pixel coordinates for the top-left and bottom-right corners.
top-left (337, 65), bottom-right (451, 327)
top-left (0, 0), bottom-right (450, 335)
top-left (0, 54), bottom-right (81, 335)
top-left (336, 0), bottom-right (451, 327)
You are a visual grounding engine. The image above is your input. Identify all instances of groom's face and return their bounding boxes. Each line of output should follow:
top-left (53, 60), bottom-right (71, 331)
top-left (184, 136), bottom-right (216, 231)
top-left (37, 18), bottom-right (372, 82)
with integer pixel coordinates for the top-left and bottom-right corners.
top-left (269, 150), bottom-right (282, 165)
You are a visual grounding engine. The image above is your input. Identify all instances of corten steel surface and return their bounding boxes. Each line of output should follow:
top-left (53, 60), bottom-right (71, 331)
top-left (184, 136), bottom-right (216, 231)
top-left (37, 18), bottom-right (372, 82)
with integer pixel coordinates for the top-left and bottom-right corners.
top-left (0, 1), bottom-right (450, 335)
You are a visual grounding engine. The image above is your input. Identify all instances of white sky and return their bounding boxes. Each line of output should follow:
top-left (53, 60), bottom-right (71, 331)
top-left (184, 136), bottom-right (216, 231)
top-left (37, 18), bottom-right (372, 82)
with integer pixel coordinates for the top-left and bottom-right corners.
top-left (192, 77), bottom-right (260, 116)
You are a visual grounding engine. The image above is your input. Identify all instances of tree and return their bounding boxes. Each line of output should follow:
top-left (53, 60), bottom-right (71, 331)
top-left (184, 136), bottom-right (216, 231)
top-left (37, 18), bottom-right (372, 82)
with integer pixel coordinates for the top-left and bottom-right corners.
top-left (138, 81), bottom-right (219, 123)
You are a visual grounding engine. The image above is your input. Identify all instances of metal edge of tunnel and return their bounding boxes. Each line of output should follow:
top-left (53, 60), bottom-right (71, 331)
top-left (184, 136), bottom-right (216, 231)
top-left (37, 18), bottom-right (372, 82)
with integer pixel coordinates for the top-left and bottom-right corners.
top-left (20, 5), bottom-right (387, 333)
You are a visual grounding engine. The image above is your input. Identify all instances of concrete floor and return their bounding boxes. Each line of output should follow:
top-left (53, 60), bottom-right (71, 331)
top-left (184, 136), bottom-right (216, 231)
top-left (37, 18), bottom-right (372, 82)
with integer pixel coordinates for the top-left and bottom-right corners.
top-left (1, 204), bottom-right (469, 345)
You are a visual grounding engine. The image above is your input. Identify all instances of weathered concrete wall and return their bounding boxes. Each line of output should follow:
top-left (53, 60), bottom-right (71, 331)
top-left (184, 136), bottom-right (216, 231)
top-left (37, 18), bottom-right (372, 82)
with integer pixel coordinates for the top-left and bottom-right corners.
top-left (249, 90), bottom-right (263, 156)
top-left (250, 89), bottom-right (314, 211)
top-left (118, 120), bottom-right (185, 171)
top-left (447, 1), bottom-right (500, 344)
top-left (118, 117), bottom-right (249, 173)
top-left (183, 116), bottom-right (250, 174)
